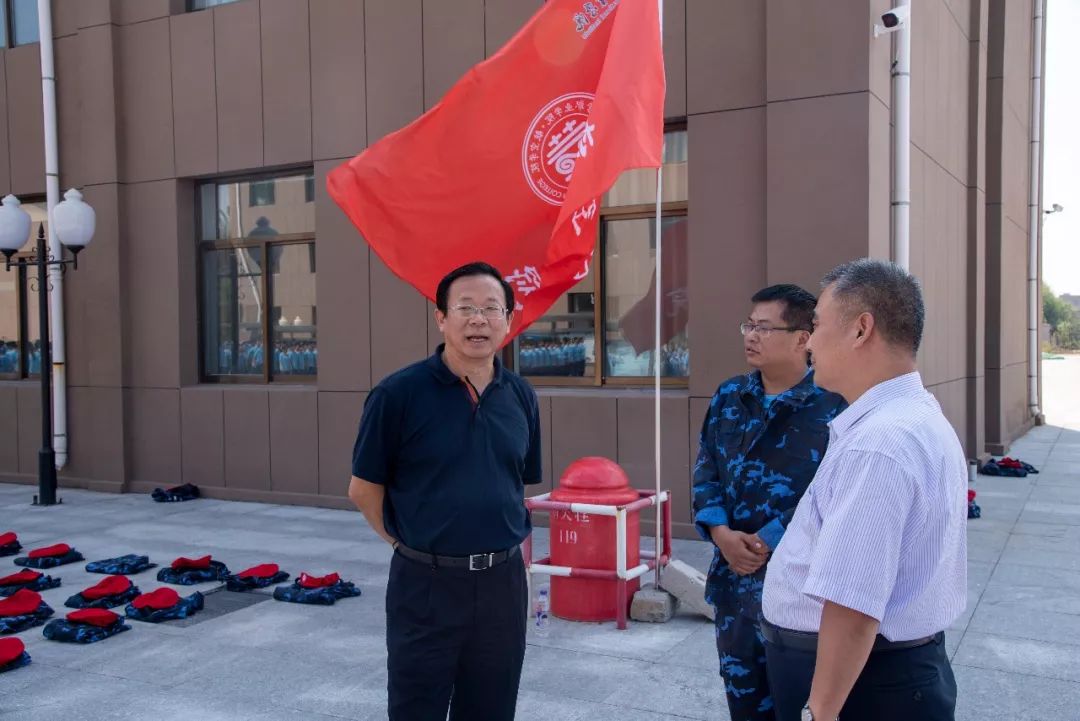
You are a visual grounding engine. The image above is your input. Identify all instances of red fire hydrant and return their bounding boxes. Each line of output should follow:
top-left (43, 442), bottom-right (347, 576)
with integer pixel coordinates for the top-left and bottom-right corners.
top-left (549, 457), bottom-right (641, 621)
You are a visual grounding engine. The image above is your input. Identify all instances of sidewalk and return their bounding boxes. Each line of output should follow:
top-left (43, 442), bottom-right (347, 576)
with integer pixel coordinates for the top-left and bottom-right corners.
top-left (0, 417), bottom-right (1077, 719)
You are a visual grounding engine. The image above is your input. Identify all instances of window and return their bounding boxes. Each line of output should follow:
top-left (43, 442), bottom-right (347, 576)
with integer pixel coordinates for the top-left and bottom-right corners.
top-left (248, 180), bottom-right (276, 208)
top-left (197, 172), bottom-right (317, 383)
top-left (0, 200), bottom-right (47, 380)
top-left (187, 0), bottom-right (241, 11)
top-left (0, 0), bottom-right (40, 47)
top-left (304, 173), bottom-right (315, 203)
top-left (511, 127), bottom-right (689, 386)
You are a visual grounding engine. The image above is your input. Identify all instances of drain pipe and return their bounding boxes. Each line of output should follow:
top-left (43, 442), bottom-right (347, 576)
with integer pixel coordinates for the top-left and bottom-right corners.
top-left (1027, 0), bottom-right (1047, 424)
top-left (37, 0), bottom-right (69, 467)
top-left (875, 3), bottom-right (912, 270)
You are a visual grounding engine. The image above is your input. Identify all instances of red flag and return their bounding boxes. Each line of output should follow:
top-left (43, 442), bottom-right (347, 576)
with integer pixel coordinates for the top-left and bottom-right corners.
top-left (328, 0), bottom-right (665, 341)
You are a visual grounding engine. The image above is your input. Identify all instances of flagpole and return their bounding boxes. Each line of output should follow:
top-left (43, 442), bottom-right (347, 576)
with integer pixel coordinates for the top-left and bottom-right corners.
top-left (653, 0), bottom-right (664, 590)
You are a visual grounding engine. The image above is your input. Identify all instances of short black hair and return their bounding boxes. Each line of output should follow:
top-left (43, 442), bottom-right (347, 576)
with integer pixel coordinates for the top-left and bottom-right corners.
top-left (750, 284), bottom-right (817, 331)
top-left (821, 258), bottom-right (925, 355)
top-left (435, 261), bottom-right (515, 314)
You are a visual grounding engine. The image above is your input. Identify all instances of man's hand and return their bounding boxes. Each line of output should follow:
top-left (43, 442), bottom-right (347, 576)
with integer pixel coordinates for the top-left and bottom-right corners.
top-left (808, 601), bottom-right (880, 720)
top-left (347, 476), bottom-right (398, 547)
top-left (710, 526), bottom-right (769, 575)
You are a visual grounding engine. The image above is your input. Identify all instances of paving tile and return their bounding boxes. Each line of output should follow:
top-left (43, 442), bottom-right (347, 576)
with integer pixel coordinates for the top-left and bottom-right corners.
top-left (953, 632), bottom-right (1080, 683)
top-left (954, 664), bottom-right (1080, 721)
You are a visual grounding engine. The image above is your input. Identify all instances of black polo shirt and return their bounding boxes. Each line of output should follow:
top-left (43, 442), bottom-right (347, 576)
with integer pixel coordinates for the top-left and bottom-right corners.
top-left (351, 344), bottom-right (543, 556)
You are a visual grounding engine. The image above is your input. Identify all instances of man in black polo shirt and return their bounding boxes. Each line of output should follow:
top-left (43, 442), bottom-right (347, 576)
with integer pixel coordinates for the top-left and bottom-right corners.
top-left (349, 261), bottom-right (542, 721)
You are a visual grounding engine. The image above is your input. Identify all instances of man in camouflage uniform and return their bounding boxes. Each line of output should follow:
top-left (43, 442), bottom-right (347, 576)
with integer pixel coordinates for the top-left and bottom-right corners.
top-left (692, 285), bottom-right (846, 721)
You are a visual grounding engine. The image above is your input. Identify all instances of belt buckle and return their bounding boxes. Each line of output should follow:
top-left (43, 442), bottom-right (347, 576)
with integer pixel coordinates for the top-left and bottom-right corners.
top-left (468, 552), bottom-right (494, 571)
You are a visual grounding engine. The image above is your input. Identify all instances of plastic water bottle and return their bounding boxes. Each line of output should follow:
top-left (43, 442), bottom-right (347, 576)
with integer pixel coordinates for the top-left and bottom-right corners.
top-left (533, 584), bottom-right (551, 637)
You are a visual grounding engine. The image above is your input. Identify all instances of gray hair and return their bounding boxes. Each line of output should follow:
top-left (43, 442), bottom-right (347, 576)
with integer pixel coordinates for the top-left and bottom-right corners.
top-left (821, 258), bottom-right (925, 355)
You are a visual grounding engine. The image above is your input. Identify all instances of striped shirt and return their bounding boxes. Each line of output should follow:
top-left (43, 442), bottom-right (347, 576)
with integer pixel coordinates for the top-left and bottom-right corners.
top-left (761, 372), bottom-right (967, 641)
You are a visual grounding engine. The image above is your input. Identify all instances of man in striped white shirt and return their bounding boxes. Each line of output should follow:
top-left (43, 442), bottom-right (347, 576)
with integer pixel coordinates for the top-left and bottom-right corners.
top-left (761, 259), bottom-right (967, 721)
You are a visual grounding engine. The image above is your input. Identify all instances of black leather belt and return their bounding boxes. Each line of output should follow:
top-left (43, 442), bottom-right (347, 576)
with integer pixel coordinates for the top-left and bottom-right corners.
top-left (760, 618), bottom-right (941, 654)
top-left (395, 544), bottom-right (520, 571)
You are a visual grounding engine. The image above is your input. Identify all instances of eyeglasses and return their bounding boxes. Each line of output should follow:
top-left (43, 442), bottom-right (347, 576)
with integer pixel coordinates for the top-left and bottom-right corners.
top-left (739, 322), bottom-right (805, 337)
top-left (450, 304), bottom-right (509, 320)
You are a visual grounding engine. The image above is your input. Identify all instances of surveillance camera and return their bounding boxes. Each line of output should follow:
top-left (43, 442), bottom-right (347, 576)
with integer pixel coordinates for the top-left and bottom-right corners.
top-left (874, 5), bottom-right (911, 37)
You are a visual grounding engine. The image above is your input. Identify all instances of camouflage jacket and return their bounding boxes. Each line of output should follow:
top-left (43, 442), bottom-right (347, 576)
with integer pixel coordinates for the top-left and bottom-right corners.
top-left (692, 370), bottom-right (846, 607)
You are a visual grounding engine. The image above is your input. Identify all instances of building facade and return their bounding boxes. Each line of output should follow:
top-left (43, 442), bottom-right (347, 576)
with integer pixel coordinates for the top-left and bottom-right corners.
top-left (0, 0), bottom-right (1045, 537)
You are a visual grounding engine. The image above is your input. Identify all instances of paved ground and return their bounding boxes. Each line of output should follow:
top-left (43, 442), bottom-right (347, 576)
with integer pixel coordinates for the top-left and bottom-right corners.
top-left (0, 359), bottom-right (1077, 719)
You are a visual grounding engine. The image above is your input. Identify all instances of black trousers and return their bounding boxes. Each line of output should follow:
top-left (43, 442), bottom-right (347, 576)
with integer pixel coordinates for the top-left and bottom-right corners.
top-left (386, 549), bottom-right (528, 721)
top-left (764, 631), bottom-right (957, 721)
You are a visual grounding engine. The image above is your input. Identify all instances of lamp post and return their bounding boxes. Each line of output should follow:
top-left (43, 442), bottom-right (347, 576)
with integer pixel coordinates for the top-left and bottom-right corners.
top-left (0, 189), bottom-right (95, 506)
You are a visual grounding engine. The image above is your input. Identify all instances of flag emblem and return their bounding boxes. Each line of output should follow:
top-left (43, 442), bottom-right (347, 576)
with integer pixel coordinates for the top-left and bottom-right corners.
top-left (522, 92), bottom-right (596, 205)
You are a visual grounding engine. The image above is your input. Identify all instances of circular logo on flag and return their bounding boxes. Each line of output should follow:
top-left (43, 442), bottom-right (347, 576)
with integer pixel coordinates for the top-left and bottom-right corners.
top-left (522, 92), bottom-right (596, 206)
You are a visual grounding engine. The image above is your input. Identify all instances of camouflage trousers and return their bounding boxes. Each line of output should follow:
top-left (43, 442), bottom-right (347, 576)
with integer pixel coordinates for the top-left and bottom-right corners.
top-left (714, 610), bottom-right (774, 721)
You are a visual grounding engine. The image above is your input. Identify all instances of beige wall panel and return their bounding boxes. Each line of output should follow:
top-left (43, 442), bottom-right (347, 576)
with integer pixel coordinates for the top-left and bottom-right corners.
top-left (1002, 113), bottom-right (1029, 231)
top-left (687, 396), bottom-right (709, 535)
top-left (55, 36), bottom-right (82, 188)
top-left (1003, 361), bottom-right (1028, 444)
top-left (687, 109), bottom-right (765, 398)
top-left (269, 389), bottom-right (319, 495)
top-left (315, 160), bottom-right (372, 392)
top-left (686, 0), bottom-right (765, 115)
top-left (171, 9), bottom-right (219, 177)
top-left (16, 385), bottom-right (39, 474)
top-left (984, 365), bottom-right (1004, 450)
top-left (7, 46), bottom-right (44, 195)
top-left (662, 0), bottom-right (687, 119)
top-left (78, 0), bottom-right (112, 29)
top-left (928, 378), bottom-right (968, 447)
top-left (920, 161), bottom-right (944, 387)
top-left (0, 54), bottom-right (10, 199)
top-left (425, 302), bottom-right (443, 357)
top-left (52, 0), bottom-right (81, 37)
top-left (549, 395), bottom-right (617, 483)
top-left (122, 181), bottom-right (181, 389)
top-left (967, 186), bottom-right (986, 376)
top-left (215, 0), bottom-right (264, 172)
top-left (1002, 218), bottom-right (1028, 367)
top-left (115, 0), bottom-right (179, 25)
top-left (766, 94), bottom-right (870, 292)
top-left (616, 396), bottom-right (691, 526)
top-left (127, 388), bottom-right (181, 485)
top-left (948, 0), bottom-right (974, 40)
top-left (181, 387), bottom-right (226, 488)
top-left (261, 0), bottom-right (313, 166)
top-left (868, 94), bottom-right (891, 261)
top-left (177, 182), bottom-right (199, 386)
top-left (119, 19), bottom-right (176, 183)
top-left (484, 0), bottom-right (542, 56)
top-left (422, 0), bottom-right (484, 111)
top-left (1002, 0), bottom-right (1032, 130)
top-left (61, 386), bottom-right (125, 484)
top-left (535, 394), bottom-right (554, 492)
top-left (78, 25), bottom-right (120, 186)
top-left (64, 184), bottom-right (123, 388)
top-left (365, 0), bottom-right (423, 142)
top-left (0, 387), bottom-right (18, 473)
top-left (317, 390), bottom-right (365, 497)
top-left (984, 206), bottom-right (1003, 371)
top-left (224, 388), bottom-right (271, 490)
top-left (311, 0), bottom-right (366, 160)
top-left (369, 257), bottom-right (428, 387)
top-left (984, 77), bottom-right (1003, 203)
top-left (765, 0), bottom-right (870, 102)
top-left (910, 148), bottom-right (927, 283)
